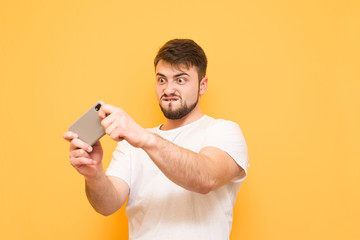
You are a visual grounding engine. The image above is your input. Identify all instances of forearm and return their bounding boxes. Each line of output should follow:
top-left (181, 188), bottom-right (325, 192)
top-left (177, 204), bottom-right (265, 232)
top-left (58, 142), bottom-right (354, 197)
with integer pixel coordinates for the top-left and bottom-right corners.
top-left (143, 133), bottom-right (217, 194)
top-left (85, 174), bottom-right (123, 216)
top-left (97, 105), bottom-right (239, 194)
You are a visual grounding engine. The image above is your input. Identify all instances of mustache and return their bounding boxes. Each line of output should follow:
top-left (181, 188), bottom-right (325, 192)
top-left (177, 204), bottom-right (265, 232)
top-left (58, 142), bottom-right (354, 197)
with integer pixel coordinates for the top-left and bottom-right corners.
top-left (160, 94), bottom-right (181, 100)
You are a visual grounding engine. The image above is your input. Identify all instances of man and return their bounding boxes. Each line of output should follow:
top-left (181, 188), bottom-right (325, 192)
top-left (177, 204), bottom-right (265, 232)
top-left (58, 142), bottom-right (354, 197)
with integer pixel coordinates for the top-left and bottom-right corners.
top-left (63, 39), bottom-right (249, 239)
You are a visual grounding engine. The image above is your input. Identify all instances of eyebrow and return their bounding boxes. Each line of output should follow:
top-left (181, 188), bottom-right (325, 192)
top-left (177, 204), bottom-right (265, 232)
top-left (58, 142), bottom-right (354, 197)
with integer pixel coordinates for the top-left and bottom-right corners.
top-left (156, 72), bottom-right (190, 77)
top-left (174, 72), bottom-right (189, 77)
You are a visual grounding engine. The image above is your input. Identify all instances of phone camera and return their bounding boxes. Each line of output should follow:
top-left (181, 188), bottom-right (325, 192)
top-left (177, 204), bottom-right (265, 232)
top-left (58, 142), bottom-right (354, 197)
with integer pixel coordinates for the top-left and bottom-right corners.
top-left (95, 104), bottom-right (101, 111)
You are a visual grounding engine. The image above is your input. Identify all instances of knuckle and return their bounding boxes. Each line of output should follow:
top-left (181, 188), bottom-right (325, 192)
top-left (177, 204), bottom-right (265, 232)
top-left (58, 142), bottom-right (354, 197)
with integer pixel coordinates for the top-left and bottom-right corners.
top-left (70, 158), bottom-right (76, 166)
top-left (63, 132), bottom-right (68, 139)
top-left (71, 138), bottom-right (79, 146)
top-left (111, 133), bottom-right (120, 141)
top-left (72, 139), bottom-right (86, 150)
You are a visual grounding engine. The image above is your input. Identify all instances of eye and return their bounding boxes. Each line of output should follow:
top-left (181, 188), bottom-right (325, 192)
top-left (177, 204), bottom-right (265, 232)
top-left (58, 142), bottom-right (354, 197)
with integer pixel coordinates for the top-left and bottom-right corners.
top-left (158, 78), bottom-right (166, 84)
top-left (177, 78), bottom-right (185, 84)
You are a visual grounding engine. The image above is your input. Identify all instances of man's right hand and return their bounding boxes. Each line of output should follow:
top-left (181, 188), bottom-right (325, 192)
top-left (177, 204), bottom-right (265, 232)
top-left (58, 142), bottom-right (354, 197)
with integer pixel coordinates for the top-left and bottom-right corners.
top-left (63, 131), bottom-right (104, 179)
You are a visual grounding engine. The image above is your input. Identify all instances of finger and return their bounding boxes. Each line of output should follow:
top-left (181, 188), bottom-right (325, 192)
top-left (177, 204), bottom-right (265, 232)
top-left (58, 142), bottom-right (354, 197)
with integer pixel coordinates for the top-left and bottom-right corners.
top-left (104, 120), bottom-right (119, 136)
top-left (101, 113), bottom-right (115, 129)
top-left (110, 128), bottom-right (124, 142)
top-left (70, 138), bottom-right (93, 152)
top-left (98, 104), bottom-right (122, 119)
top-left (69, 148), bottom-right (90, 159)
top-left (63, 131), bottom-right (78, 142)
top-left (102, 119), bottom-right (125, 142)
top-left (70, 157), bottom-right (95, 166)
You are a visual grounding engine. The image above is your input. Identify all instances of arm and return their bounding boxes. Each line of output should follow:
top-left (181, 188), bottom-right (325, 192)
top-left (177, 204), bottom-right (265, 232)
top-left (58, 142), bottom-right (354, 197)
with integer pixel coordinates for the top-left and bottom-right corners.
top-left (99, 105), bottom-right (243, 194)
top-left (143, 133), bottom-right (242, 194)
top-left (85, 174), bottom-right (129, 216)
top-left (63, 132), bottom-right (129, 215)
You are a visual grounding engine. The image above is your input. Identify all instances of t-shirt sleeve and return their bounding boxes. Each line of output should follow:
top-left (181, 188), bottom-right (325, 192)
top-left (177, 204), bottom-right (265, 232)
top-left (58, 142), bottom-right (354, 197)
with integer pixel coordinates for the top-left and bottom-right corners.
top-left (105, 141), bottom-right (132, 187)
top-left (203, 120), bottom-right (249, 182)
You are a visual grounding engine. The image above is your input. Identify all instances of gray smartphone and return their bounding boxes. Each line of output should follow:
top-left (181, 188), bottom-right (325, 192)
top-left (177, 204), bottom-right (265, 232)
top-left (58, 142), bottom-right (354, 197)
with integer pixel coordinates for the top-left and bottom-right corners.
top-left (69, 101), bottom-right (106, 146)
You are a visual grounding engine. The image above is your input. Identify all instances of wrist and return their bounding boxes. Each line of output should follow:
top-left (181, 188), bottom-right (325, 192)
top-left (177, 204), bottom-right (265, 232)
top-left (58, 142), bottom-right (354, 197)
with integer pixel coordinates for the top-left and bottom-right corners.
top-left (84, 170), bottom-right (106, 184)
top-left (141, 132), bottom-right (158, 150)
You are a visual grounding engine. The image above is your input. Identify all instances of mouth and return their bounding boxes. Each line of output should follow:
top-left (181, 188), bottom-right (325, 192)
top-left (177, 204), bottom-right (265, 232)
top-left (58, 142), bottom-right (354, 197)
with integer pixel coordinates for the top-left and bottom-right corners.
top-left (161, 95), bottom-right (180, 102)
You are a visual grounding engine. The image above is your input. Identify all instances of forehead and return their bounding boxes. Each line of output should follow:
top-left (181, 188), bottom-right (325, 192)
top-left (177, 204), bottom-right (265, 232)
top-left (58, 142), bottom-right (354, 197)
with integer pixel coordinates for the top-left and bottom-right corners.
top-left (155, 60), bottom-right (198, 77)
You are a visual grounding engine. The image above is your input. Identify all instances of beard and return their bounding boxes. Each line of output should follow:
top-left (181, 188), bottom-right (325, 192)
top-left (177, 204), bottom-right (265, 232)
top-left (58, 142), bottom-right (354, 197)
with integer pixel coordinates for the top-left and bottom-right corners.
top-left (159, 94), bottom-right (199, 120)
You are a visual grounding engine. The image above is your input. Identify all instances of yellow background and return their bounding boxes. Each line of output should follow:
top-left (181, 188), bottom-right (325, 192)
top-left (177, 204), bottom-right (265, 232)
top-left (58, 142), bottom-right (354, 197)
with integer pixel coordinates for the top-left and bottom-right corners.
top-left (1, 0), bottom-right (359, 239)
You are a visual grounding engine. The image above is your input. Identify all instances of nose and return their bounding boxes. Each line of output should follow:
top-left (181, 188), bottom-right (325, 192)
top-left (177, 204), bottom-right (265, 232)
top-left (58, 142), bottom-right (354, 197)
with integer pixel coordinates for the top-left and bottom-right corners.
top-left (163, 81), bottom-right (176, 95)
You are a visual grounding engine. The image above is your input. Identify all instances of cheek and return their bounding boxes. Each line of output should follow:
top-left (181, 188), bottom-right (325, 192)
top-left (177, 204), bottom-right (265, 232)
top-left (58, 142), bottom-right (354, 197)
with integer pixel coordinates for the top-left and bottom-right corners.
top-left (183, 87), bottom-right (199, 102)
top-left (155, 86), bottom-right (162, 98)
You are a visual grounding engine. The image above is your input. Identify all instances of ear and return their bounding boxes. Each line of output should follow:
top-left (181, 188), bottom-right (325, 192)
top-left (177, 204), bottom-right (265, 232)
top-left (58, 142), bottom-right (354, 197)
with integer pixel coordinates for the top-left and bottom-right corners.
top-left (199, 77), bottom-right (208, 95)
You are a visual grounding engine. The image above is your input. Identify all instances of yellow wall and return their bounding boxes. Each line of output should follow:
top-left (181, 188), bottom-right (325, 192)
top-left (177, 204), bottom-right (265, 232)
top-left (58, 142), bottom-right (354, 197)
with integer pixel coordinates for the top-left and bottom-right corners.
top-left (1, 0), bottom-right (359, 239)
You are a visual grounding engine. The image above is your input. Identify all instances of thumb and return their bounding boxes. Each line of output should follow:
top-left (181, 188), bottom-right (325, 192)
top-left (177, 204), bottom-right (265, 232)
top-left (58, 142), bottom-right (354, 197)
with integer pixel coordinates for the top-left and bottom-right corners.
top-left (98, 104), bottom-right (122, 119)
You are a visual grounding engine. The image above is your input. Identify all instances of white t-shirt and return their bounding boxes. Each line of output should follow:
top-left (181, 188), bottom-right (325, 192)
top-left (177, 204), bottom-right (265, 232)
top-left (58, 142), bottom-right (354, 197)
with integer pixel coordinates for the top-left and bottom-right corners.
top-left (106, 115), bottom-right (249, 240)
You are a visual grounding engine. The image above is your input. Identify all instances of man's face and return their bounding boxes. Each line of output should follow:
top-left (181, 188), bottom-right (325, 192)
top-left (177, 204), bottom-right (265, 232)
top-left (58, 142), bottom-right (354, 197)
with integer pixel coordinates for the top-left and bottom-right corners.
top-left (155, 60), bottom-right (202, 120)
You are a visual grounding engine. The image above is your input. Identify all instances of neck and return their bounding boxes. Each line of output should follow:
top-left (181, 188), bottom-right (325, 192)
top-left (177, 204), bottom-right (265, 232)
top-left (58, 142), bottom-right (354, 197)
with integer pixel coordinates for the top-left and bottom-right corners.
top-left (161, 105), bottom-right (204, 130)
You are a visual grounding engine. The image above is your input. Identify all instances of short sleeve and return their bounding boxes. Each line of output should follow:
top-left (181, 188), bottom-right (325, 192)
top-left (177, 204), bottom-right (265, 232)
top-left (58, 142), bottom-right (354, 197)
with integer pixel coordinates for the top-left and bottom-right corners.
top-left (105, 140), bottom-right (132, 187)
top-left (203, 120), bottom-right (249, 182)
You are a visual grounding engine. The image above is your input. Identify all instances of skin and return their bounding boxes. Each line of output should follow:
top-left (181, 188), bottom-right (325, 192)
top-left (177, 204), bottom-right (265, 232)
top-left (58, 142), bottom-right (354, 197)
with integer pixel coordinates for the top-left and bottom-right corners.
top-left (63, 60), bottom-right (242, 216)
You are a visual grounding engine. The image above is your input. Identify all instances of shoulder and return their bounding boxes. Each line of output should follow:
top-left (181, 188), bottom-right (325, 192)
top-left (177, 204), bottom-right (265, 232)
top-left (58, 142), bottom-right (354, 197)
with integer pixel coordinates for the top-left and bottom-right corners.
top-left (203, 116), bottom-right (243, 133)
top-left (201, 116), bottom-right (247, 150)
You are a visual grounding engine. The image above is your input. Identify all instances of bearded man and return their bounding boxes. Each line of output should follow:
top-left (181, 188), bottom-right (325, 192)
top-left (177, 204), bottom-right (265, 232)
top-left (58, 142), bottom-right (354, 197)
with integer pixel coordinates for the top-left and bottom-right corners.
top-left (63, 39), bottom-right (249, 240)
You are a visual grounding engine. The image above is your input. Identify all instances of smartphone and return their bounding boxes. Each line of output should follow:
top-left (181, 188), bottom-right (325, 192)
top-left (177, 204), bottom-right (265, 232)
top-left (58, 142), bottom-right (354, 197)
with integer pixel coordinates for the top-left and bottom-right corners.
top-left (69, 101), bottom-right (106, 146)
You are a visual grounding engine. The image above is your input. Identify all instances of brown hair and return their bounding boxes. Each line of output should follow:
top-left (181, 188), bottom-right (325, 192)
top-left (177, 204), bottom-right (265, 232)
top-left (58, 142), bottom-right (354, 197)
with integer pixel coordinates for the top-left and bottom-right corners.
top-left (154, 39), bottom-right (207, 81)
